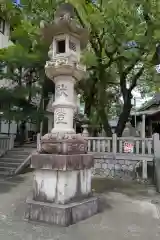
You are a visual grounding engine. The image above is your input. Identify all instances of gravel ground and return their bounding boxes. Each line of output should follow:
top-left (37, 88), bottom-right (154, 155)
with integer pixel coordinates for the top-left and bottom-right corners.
top-left (0, 173), bottom-right (160, 240)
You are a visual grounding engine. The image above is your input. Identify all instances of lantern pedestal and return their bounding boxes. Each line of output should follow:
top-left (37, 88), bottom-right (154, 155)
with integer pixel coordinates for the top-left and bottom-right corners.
top-left (25, 196), bottom-right (98, 227)
top-left (25, 153), bottom-right (98, 226)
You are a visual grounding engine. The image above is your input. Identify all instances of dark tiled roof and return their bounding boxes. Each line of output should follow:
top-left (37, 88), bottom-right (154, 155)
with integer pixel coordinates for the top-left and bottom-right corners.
top-left (138, 93), bottom-right (160, 111)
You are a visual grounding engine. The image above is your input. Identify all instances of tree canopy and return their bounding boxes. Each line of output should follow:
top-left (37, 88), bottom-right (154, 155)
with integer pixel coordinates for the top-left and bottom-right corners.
top-left (0, 0), bottom-right (56, 130)
top-left (0, 0), bottom-right (160, 136)
top-left (72, 0), bottom-right (160, 135)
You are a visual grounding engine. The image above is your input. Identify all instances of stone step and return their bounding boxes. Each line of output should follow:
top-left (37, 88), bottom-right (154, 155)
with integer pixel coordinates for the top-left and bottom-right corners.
top-left (0, 172), bottom-right (11, 178)
top-left (10, 147), bottom-right (32, 151)
top-left (0, 157), bottom-right (26, 162)
top-left (0, 161), bottom-right (19, 168)
top-left (0, 166), bottom-right (16, 172)
top-left (22, 145), bottom-right (36, 148)
top-left (8, 150), bottom-right (31, 155)
top-left (3, 154), bottom-right (29, 159)
top-left (0, 146), bottom-right (33, 177)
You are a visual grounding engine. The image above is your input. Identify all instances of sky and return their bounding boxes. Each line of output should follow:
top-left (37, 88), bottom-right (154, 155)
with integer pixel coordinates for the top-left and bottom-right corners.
top-left (13, 0), bottom-right (20, 4)
top-left (132, 90), bottom-right (147, 108)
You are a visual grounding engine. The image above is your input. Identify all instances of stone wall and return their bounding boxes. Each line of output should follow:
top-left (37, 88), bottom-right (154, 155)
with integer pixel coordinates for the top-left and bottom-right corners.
top-left (92, 155), bottom-right (139, 180)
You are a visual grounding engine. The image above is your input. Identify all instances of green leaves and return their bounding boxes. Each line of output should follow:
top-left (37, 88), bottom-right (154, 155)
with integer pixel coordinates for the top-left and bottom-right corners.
top-left (81, 50), bottom-right (98, 67)
top-left (72, 0), bottom-right (160, 135)
top-left (0, 0), bottom-right (57, 124)
top-left (1, 0), bottom-right (160, 133)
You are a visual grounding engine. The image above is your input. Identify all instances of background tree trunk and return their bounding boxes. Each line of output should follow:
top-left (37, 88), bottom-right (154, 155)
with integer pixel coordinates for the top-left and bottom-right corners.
top-left (115, 97), bottom-right (132, 136)
top-left (99, 108), bottom-right (112, 136)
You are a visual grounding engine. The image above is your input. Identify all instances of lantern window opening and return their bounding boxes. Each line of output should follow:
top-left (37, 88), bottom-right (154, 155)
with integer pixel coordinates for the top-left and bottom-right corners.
top-left (56, 40), bottom-right (66, 54)
top-left (69, 40), bottom-right (76, 52)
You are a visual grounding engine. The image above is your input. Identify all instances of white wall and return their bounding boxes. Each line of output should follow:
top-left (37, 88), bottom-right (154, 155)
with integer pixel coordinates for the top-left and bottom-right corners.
top-left (0, 120), bottom-right (17, 134)
top-left (26, 122), bottom-right (37, 132)
top-left (0, 20), bottom-right (52, 135)
top-left (0, 20), bottom-right (13, 89)
top-left (0, 21), bottom-right (12, 49)
top-left (0, 20), bottom-right (15, 135)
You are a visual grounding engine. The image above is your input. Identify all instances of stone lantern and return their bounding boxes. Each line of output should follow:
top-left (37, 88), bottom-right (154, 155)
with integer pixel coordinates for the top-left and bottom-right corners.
top-left (82, 114), bottom-right (89, 137)
top-left (25, 3), bottom-right (98, 226)
top-left (39, 3), bottom-right (89, 153)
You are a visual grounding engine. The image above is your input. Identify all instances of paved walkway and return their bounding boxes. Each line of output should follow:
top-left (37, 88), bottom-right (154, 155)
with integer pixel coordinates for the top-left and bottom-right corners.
top-left (0, 173), bottom-right (160, 239)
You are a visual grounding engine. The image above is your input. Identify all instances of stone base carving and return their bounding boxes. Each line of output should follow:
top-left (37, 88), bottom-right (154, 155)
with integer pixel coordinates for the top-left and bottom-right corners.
top-left (25, 195), bottom-right (98, 226)
top-left (40, 133), bottom-right (87, 154)
top-left (31, 153), bottom-right (94, 170)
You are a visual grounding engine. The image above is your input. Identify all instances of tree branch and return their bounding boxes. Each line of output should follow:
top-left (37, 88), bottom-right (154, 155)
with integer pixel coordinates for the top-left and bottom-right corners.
top-left (75, 6), bottom-right (102, 58)
top-left (122, 58), bottom-right (140, 79)
top-left (129, 66), bottom-right (144, 91)
top-left (75, 3), bottom-right (118, 67)
top-left (116, 60), bottom-right (126, 97)
top-left (74, 7), bottom-right (86, 28)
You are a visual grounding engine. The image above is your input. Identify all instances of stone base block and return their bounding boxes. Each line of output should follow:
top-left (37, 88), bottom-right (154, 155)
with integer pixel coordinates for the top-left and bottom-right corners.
top-left (25, 196), bottom-right (98, 226)
top-left (33, 169), bottom-right (92, 204)
top-left (31, 153), bottom-right (94, 204)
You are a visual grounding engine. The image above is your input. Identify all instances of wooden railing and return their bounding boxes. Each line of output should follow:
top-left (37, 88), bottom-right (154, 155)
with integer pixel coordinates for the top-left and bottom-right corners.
top-left (0, 135), bottom-right (15, 152)
top-left (86, 134), bottom-right (155, 180)
top-left (116, 137), bottom-right (153, 155)
top-left (87, 137), bottom-right (112, 153)
top-left (86, 134), bottom-right (153, 156)
top-left (36, 133), bottom-right (154, 156)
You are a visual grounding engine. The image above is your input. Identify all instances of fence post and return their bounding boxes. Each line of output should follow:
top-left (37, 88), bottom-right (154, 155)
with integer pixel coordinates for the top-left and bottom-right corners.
top-left (9, 134), bottom-right (14, 150)
top-left (37, 133), bottom-right (41, 152)
top-left (153, 133), bottom-right (160, 158)
top-left (153, 133), bottom-right (160, 192)
top-left (112, 133), bottom-right (117, 158)
top-left (7, 137), bottom-right (10, 150)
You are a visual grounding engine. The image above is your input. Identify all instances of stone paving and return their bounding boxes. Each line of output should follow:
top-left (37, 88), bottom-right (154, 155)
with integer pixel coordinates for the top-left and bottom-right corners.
top-left (0, 173), bottom-right (160, 239)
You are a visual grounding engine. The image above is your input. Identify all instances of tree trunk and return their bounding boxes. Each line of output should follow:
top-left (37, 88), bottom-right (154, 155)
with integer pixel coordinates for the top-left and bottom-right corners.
top-left (84, 100), bottom-right (92, 117)
top-left (19, 121), bottom-right (26, 145)
top-left (115, 98), bottom-right (132, 137)
top-left (98, 108), bottom-right (112, 137)
top-left (84, 86), bottom-right (96, 117)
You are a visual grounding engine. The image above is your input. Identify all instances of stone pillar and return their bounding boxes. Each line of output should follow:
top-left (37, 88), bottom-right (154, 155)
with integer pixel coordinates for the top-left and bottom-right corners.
top-left (25, 3), bottom-right (98, 227)
top-left (51, 76), bottom-right (75, 134)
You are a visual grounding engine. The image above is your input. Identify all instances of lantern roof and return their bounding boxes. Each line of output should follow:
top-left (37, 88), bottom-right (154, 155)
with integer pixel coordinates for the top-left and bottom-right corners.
top-left (55, 3), bottom-right (75, 19)
top-left (41, 3), bottom-right (88, 49)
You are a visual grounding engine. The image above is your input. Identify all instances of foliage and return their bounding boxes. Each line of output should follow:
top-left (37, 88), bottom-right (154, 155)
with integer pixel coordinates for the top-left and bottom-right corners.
top-left (0, 0), bottom-right (56, 129)
top-left (1, 0), bottom-right (160, 136)
top-left (70, 0), bottom-right (160, 136)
